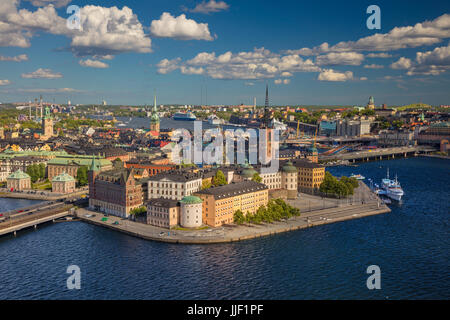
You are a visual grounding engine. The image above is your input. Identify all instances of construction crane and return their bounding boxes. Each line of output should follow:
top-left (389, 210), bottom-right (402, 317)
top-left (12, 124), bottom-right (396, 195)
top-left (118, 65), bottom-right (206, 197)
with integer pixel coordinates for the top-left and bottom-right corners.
top-left (296, 120), bottom-right (300, 138)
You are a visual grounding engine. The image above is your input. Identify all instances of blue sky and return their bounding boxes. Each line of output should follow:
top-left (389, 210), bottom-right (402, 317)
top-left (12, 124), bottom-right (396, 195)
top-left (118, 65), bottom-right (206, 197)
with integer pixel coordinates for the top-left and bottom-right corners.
top-left (0, 0), bottom-right (450, 106)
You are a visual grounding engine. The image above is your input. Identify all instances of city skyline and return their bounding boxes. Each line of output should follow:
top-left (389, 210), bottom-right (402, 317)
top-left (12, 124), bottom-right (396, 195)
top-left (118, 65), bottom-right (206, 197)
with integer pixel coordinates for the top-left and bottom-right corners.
top-left (0, 0), bottom-right (450, 106)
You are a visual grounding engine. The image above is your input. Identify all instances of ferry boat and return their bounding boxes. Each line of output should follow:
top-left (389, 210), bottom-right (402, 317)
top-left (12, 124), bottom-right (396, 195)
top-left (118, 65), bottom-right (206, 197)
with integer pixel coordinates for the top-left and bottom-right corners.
top-left (350, 173), bottom-right (365, 180)
top-left (173, 112), bottom-right (196, 121)
top-left (381, 169), bottom-right (404, 201)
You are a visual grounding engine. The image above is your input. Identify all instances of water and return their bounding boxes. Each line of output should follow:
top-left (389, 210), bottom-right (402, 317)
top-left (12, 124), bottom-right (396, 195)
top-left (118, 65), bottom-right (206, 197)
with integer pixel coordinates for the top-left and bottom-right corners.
top-left (0, 157), bottom-right (449, 299)
top-left (0, 198), bottom-right (43, 212)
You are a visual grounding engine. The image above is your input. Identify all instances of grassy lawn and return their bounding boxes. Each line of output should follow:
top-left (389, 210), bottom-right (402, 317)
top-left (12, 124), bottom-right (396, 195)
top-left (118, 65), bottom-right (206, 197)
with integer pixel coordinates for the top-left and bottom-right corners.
top-left (32, 181), bottom-right (52, 190)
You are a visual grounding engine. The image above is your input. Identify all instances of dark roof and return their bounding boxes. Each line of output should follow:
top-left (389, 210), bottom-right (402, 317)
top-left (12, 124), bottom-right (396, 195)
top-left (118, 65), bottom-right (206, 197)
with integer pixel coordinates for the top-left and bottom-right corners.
top-left (146, 198), bottom-right (179, 208)
top-left (147, 170), bottom-right (202, 182)
top-left (196, 180), bottom-right (268, 200)
top-left (290, 159), bottom-right (324, 169)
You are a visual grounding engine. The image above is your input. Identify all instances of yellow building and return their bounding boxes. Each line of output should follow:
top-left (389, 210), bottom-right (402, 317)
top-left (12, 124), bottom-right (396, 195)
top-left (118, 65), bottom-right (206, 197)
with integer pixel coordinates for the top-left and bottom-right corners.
top-left (196, 180), bottom-right (268, 227)
top-left (291, 159), bottom-right (325, 193)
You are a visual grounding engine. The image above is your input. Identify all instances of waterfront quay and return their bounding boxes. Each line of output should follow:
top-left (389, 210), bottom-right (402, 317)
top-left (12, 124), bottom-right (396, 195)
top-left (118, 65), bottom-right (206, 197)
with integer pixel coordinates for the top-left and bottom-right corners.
top-left (0, 187), bottom-right (88, 201)
top-left (75, 181), bottom-right (390, 244)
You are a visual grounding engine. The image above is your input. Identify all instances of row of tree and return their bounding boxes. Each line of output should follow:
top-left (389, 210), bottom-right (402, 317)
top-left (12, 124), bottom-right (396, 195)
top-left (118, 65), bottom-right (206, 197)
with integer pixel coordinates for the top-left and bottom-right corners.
top-left (233, 199), bottom-right (301, 225)
top-left (319, 172), bottom-right (359, 197)
top-left (26, 163), bottom-right (46, 183)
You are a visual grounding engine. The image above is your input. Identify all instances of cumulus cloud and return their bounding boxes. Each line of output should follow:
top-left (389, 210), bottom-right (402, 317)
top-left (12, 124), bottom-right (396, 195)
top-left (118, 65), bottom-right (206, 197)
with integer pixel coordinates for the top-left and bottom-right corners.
top-left (157, 47), bottom-right (321, 80)
top-left (367, 53), bottom-right (392, 58)
top-left (407, 44), bottom-right (450, 75)
top-left (79, 59), bottom-right (109, 68)
top-left (316, 52), bottom-right (364, 66)
top-left (189, 0), bottom-right (229, 14)
top-left (0, 80), bottom-right (11, 85)
top-left (286, 14), bottom-right (450, 55)
top-left (0, 54), bottom-right (28, 62)
top-left (318, 69), bottom-right (353, 81)
top-left (364, 64), bottom-right (384, 69)
top-left (390, 57), bottom-right (412, 70)
top-left (0, 1), bottom-right (151, 58)
top-left (21, 68), bottom-right (62, 79)
top-left (25, 0), bottom-right (72, 8)
top-left (150, 12), bottom-right (213, 40)
top-left (274, 79), bottom-right (290, 85)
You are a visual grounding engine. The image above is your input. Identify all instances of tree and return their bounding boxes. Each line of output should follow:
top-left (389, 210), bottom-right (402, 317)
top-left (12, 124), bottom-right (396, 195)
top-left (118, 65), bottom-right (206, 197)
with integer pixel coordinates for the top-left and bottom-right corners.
top-left (212, 170), bottom-right (227, 186)
top-left (38, 163), bottom-right (46, 180)
top-left (76, 166), bottom-right (88, 187)
top-left (233, 210), bottom-right (245, 225)
top-left (252, 172), bottom-right (262, 183)
top-left (26, 165), bottom-right (39, 183)
top-left (201, 180), bottom-right (212, 190)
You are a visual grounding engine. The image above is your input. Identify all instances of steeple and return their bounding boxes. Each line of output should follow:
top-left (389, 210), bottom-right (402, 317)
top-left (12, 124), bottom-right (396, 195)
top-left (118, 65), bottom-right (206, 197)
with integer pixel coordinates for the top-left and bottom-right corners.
top-left (89, 155), bottom-right (101, 172)
top-left (262, 84), bottom-right (271, 128)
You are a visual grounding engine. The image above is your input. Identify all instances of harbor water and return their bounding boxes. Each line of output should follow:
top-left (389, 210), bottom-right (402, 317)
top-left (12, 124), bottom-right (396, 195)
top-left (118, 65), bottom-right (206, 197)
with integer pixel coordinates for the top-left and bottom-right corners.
top-left (0, 157), bottom-right (448, 299)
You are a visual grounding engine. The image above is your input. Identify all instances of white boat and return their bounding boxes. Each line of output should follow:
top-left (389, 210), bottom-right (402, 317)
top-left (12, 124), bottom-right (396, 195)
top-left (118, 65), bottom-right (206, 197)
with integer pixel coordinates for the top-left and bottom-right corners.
top-left (350, 173), bottom-right (365, 180)
top-left (381, 169), bottom-right (404, 201)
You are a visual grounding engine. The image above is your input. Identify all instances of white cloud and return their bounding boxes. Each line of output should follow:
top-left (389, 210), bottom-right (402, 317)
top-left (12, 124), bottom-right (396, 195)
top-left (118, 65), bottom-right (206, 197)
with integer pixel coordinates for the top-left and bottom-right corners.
top-left (245, 82), bottom-right (255, 86)
top-left (390, 57), bottom-right (412, 69)
top-left (158, 47), bottom-right (322, 80)
top-left (0, 1), bottom-right (151, 57)
top-left (407, 44), bottom-right (450, 75)
top-left (287, 14), bottom-right (450, 55)
top-left (359, 77), bottom-right (368, 81)
top-left (318, 69), bottom-right (353, 81)
top-left (0, 54), bottom-right (28, 62)
top-left (367, 53), bottom-right (392, 58)
top-left (150, 12), bottom-right (213, 40)
top-left (274, 79), bottom-right (290, 85)
top-left (79, 59), bottom-right (109, 68)
top-left (316, 52), bottom-right (364, 66)
top-left (21, 68), bottom-right (62, 79)
top-left (156, 58), bottom-right (181, 74)
top-left (189, 0), bottom-right (229, 14)
top-left (0, 80), bottom-right (11, 85)
top-left (180, 66), bottom-right (204, 75)
top-left (364, 64), bottom-right (384, 69)
top-left (25, 0), bottom-right (71, 8)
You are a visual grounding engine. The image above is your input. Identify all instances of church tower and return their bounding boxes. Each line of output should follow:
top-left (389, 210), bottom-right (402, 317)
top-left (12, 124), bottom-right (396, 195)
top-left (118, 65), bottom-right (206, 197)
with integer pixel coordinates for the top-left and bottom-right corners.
top-left (260, 84), bottom-right (273, 162)
top-left (150, 95), bottom-right (160, 136)
top-left (41, 106), bottom-right (53, 140)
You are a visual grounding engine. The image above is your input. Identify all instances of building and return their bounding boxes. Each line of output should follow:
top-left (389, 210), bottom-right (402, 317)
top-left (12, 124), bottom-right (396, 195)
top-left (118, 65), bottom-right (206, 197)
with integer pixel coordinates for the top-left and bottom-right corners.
top-left (125, 159), bottom-right (175, 176)
top-left (7, 169), bottom-right (31, 191)
top-left (146, 198), bottom-right (180, 229)
top-left (41, 106), bottom-right (53, 140)
top-left (147, 171), bottom-right (202, 201)
top-left (149, 95), bottom-right (160, 136)
top-left (52, 172), bottom-right (76, 194)
top-left (291, 159), bottom-right (325, 193)
top-left (196, 180), bottom-right (268, 227)
top-left (47, 155), bottom-right (112, 180)
top-left (367, 96), bottom-right (375, 109)
top-left (88, 158), bottom-right (143, 218)
top-left (336, 119), bottom-right (371, 137)
top-left (180, 195), bottom-right (203, 228)
top-left (417, 122), bottom-right (450, 148)
top-left (379, 130), bottom-right (415, 147)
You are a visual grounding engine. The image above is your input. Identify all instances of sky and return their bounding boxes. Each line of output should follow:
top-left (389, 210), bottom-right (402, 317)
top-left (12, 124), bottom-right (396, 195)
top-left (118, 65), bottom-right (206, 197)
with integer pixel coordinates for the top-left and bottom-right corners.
top-left (0, 0), bottom-right (450, 106)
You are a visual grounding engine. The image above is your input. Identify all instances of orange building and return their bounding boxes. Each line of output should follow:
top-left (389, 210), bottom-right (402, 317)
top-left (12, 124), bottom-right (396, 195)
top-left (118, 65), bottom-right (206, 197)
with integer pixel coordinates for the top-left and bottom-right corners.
top-left (196, 181), bottom-right (268, 227)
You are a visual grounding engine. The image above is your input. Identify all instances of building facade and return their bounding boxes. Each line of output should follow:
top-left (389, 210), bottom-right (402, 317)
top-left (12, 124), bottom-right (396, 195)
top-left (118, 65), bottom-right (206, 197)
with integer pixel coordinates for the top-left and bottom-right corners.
top-left (7, 169), bottom-right (31, 191)
top-left (180, 196), bottom-right (203, 228)
top-left (147, 171), bottom-right (202, 201)
top-left (51, 172), bottom-right (76, 194)
top-left (146, 198), bottom-right (180, 229)
top-left (196, 180), bottom-right (268, 227)
top-left (292, 159), bottom-right (325, 193)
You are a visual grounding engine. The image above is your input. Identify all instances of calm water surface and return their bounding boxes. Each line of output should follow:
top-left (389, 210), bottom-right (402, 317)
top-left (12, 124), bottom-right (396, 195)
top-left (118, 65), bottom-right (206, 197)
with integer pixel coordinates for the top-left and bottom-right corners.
top-left (0, 157), bottom-right (448, 299)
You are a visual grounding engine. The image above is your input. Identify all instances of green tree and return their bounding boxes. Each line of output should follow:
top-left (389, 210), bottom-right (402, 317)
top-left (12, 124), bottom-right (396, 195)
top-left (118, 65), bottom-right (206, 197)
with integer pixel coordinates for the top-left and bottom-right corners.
top-left (233, 210), bottom-right (245, 225)
top-left (38, 163), bottom-right (46, 180)
top-left (26, 165), bottom-right (39, 183)
top-left (201, 180), bottom-right (212, 190)
top-left (252, 172), bottom-right (262, 183)
top-left (76, 166), bottom-right (89, 187)
top-left (212, 170), bottom-right (227, 186)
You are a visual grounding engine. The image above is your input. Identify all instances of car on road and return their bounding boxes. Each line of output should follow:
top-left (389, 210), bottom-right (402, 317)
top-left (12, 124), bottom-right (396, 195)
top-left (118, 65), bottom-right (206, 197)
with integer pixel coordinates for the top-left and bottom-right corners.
top-left (113, 221), bottom-right (119, 225)
top-left (159, 232), bottom-right (165, 236)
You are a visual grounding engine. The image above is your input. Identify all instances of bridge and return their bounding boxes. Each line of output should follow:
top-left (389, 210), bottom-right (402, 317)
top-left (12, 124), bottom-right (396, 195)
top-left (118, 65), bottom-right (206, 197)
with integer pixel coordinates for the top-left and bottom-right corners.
top-left (319, 146), bottom-right (436, 162)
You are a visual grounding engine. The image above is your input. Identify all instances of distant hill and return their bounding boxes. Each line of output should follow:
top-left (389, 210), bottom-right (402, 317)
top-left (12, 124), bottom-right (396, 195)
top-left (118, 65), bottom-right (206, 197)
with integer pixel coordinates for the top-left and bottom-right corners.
top-left (396, 103), bottom-right (432, 111)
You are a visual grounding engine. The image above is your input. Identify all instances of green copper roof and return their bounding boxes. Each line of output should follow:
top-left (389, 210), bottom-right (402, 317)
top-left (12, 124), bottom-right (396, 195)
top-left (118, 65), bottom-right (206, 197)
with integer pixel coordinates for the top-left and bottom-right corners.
top-left (52, 172), bottom-right (75, 182)
top-left (180, 195), bottom-right (203, 204)
top-left (89, 156), bottom-right (102, 172)
top-left (7, 169), bottom-right (30, 180)
top-left (241, 163), bottom-right (257, 178)
top-left (282, 161), bottom-right (297, 173)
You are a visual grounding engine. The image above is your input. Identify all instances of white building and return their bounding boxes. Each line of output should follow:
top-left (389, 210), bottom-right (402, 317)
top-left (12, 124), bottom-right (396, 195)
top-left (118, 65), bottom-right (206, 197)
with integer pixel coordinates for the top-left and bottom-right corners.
top-left (147, 171), bottom-right (202, 201)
